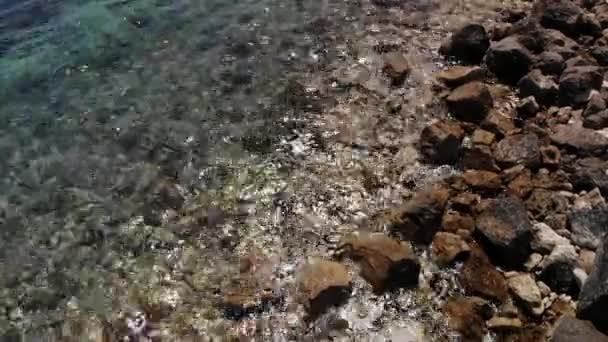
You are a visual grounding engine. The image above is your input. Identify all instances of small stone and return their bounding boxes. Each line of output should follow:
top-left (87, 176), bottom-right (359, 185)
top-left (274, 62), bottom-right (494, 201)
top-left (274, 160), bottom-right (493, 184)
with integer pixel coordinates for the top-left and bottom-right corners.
top-left (431, 232), bottom-right (471, 267)
top-left (537, 51), bottom-right (566, 75)
top-left (518, 69), bottom-right (559, 106)
top-left (550, 316), bottom-right (608, 342)
top-left (436, 65), bottom-right (486, 88)
top-left (297, 259), bottom-right (352, 318)
top-left (524, 253), bottom-right (543, 271)
top-left (458, 242), bottom-right (508, 302)
top-left (551, 124), bottom-right (608, 154)
top-left (450, 192), bottom-right (481, 213)
top-left (471, 129), bottom-right (495, 145)
top-left (461, 144), bottom-right (501, 172)
top-left (480, 110), bottom-right (517, 137)
top-left (517, 96), bottom-right (540, 119)
top-left (541, 145), bottom-right (561, 165)
top-left (440, 24), bottom-right (490, 64)
top-left (462, 170), bottom-right (502, 192)
top-left (486, 316), bottom-right (523, 331)
top-left (383, 52), bottom-right (410, 85)
top-left (493, 133), bottom-right (541, 169)
top-left (446, 82), bottom-right (494, 123)
top-left (559, 66), bottom-right (603, 107)
top-left (507, 273), bottom-right (544, 316)
top-left (419, 120), bottom-right (464, 164)
top-left (338, 233), bottom-right (420, 293)
top-left (444, 296), bottom-right (491, 341)
top-left (486, 36), bottom-right (535, 84)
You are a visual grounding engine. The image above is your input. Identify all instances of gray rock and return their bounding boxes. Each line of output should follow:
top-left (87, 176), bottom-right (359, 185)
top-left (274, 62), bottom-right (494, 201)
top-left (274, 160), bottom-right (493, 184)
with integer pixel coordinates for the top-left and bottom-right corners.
top-left (507, 273), bottom-right (544, 316)
top-left (559, 66), bottom-right (603, 107)
top-left (518, 69), bottom-right (559, 106)
top-left (578, 235), bottom-right (608, 334)
top-left (568, 189), bottom-right (608, 249)
top-left (550, 124), bottom-right (608, 154)
top-left (486, 36), bottom-right (535, 83)
top-left (537, 51), bottom-right (566, 75)
top-left (440, 24), bottom-right (490, 64)
top-left (570, 158), bottom-right (608, 195)
top-left (550, 316), bottom-right (608, 342)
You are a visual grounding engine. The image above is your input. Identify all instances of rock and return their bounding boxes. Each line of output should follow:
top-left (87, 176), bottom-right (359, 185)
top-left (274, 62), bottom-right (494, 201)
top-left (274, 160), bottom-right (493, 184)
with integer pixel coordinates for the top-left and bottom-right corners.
top-left (461, 144), bottom-right (501, 172)
top-left (517, 96), bottom-right (540, 119)
top-left (532, 222), bottom-right (571, 253)
top-left (419, 120), bottom-right (464, 164)
top-left (471, 129), bottom-right (496, 145)
top-left (543, 29), bottom-right (581, 59)
top-left (570, 158), bottom-right (608, 195)
top-left (584, 110), bottom-right (608, 129)
top-left (493, 133), bottom-right (541, 169)
top-left (574, 267), bottom-right (589, 288)
top-left (389, 185), bottom-right (450, 244)
top-left (431, 232), bottom-right (471, 266)
top-left (383, 52), bottom-right (410, 85)
top-left (446, 82), bottom-right (494, 122)
top-left (451, 192), bottom-right (481, 213)
top-left (524, 253), bottom-right (543, 271)
top-left (585, 92), bottom-right (607, 116)
top-left (559, 66), bottom-right (603, 107)
top-left (550, 124), bottom-right (608, 153)
top-left (486, 316), bottom-right (523, 331)
top-left (579, 235), bottom-right (608, 334)
top-left (436, 66), bottom-right (486, 88)
top-left (338, 233), bottom-right (420, 293)
top-left (462, 170), bottom-right (501, 192)
top-left (442, 209), bottom-right (476, 234)
top-left (579, 249), bottom-right (597, 274)
top-left (526, 189), bottom-right (569, 220)
top-left (459, 242), bottom-right (509, 302)
top-left (568, 189), bottom-right (608, 249)
top-left (444, 296), bottom-right (492, 341)
top-left (518, 69), bottom-right (559, 106)
top-left (480, 110), bottom-right (517, 138)
top-left (541, 145), bottom-right (561, 165)
top-left (539, 243), bottom-right (579, 295)
top-left (486, 36), bottom-right (535, 83)
top-left (297, 259), bottom-right (352, 317)
top-left (506, 168), bottom-right (535, 198)
top-left (537, 51), bottom-right (566, 75)
top-left (440, 24), bottom-right (490, 64)
top-left (540, 0), bottom-right (584, 37)
top-left (550, 316), bottom-right (608, 342)
top-left (592, 44), bottom-right (608, 66)
top-left (565, 55), bottom-right (598, 68)
top-left (475, 196), bottom-right (534, 268)
top-left (507, 273), bottom-right (544, 316)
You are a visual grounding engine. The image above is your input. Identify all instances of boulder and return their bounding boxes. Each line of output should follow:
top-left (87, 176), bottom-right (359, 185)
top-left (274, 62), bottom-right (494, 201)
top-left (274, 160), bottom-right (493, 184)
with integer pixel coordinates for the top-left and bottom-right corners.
top-left (338, 233), bottom-right (420, 293)
top-left (297, 259), bottom-right (352, 317)
top-left (493, 133), bottom-right (541, 169)
top-left (558, 66), bottom-right (603, 107)
top-left (486, 36), bottom-right (535, 84)
top-left (389, 185), bottom-right (450, 244)
top-left (446, 82), bottom-right (494, 122)
top-left (507, 273), bottom-right (544, 316)
top-left (537, 51), bottom-right (566, 75)
top-left (540, 0), bottom-right (584, 37)
top-left (458, 242), bottom-right (509, 302)
top-left (475, 196), bottom-right (533, 268)
top-left (419, 120), bottom-right (464, 164)
top-left (440, 24), bottom-right (491, 64)
top-left (436, 65), bottom-right (486, 88)
top-left (578, 236), bottom-right (608, 334)
top-left (518, 69), bottom-right (559, 106)
top-left (550, 124), bottom-right (608, 154)
top-left (431, 232), bottom-right (471, 266)
top-left (383, 52), bottom-right (410, 85)
top-left (550, 316), bottom-right (608, 342)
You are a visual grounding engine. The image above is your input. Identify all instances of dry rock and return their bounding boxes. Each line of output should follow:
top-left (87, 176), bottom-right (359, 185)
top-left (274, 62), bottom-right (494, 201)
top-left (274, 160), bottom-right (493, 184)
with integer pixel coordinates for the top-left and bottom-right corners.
top-left (462, 170), bottom-right (502, 192)
top-left (494, 133), bottom-right (541, 169)
top-left (578, 235), bottom-right (608, 333)
top-left (297, 259), bottom-right (352, 318)
top-left (518, 69), bottom-right (559, 106)
top-left (459, 242), bottom-right (509, 302)
top-left (431, 232), bottom-right (471, 267)
top-left (559, 66), bottom-right (603, 107)
top-left (446, 82), bottom-right (494, 123)
top-left (419, 120), bottom-right (464, 165)
top-left (507, 273), bottom-right (544, 316)
top-left (550, 124), bottom-right (608, 154)
top-left (486, 36), bottom-right (535, 84)
top-left (436, 66), bottom-right (486, 88)
top-left (550, 316), bottom-right (608, 342)
top-left (444, 296), bottom-right (492, 341)
top-left (440, 24), bottom-right (490, 64)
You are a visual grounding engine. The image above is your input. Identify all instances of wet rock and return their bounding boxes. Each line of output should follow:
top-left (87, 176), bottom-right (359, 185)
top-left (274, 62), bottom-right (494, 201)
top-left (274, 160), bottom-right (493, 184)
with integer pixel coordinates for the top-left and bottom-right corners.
top-left (507, 273), bottom-right (544, 316)
top-left (540, 0), bottom-right (584, 37)
top-left (517, 96), bottom-right (540, 119)
top-left (436, 65), bottom-right (486, 88)
top-left (459, 242), bottom-right (509, 302)
top-left (559, 66), bottom-right (603, 107)
top-left (338, 233), bottom-right (420, 293)
top-left (518, 69), bottom-right (559, 106)
top-left (578, 236), bottom-right (608, 333)
top-left (440, 24), bottom-right (491, 64)
top-left (480, 110), bottom-right (517, 138)
top-left (461, 170), bottom-right (501, 193)
top-left (550, 124), bottom-right (608, 153)
top-left (550, 316), bottom-right (608, 342)
top-left (444, 296), bottom-right (492, 341)
top-left (579, 249), bottom-right (597, 274)
top-left (568, 189), bottom-right (608, 249)
top-left (442, 209), bottom-right (476, 235)
top-left (571, 158), bottom-right (608, 194)
top-left (431, 232), bottom-right (471, 266)
top-left (526, 189), bottom-right (569, 220)
top-left (419, 120), bottom-right (464, 164)
top-left (297, 259), bottom-right (352, 318)
top-left (383, 52), bottom-right (410, 85)
top-left (446, 82), bottom-right (493, 123)
top-left (486, 36), bottom-right (535, 83)
top-left (541, 145), bottom-right (561, 165)
top-left (461, 144), bottom-right (501, 172)
top-left (537, 51), bottom-right (566, 75)
top-left (389, 185), bottom-right (450, 244)
top-left (471, 129), bottom-right (496, 145)
top-left (494, 133), bottom-right (541, 169)
top-left (475, 196), bottom-right (533, 268)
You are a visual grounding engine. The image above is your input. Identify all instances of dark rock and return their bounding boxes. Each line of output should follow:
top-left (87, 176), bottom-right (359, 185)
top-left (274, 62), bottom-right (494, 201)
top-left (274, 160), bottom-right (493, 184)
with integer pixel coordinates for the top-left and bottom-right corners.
top-left (578, 236), bottom-right (608, 334)
top-left (440, 24), bottom-right (491, 64)
top-left (338, 234), bottom-right (420, 293)
top-left (383, 52), bottom-right (410, 85)
top-left (559, 66), bottom-right (603, 107)
top-left (480, 110), bottom-right (517, 137)
top-left (592, 44), bottom-right (608, 65)
top-left (518, 69), bottom-right (559, 106)
top-left (389, 185), bottom-right (450, 244)
top-left (458, 242), bottom-right (509, 302)
top-left (568, 189), bottom-right (608, 249)
top-left (571, 158), bottom-right (608, 194)
top-left (486, 36), bottom-right (535, 83)
top-left (475, 196), bottom-right (533, 268)
top-left (431, 232), bottom-right (471, 267)
top-left (550, 124), bottom-right (608, 153)
top-left (584, 92), bottom-right (607, 116)
top-left (446, 82), bottom-right (494, 122)
top-left (517, 96), bottom-right (541, 119)
top-left (297, 259), bottom-right (351, 318)
top-left (419, 120), bottom-right (465, 164)
top-left (542, 29), bottom-right (581, 59)
top-left (579, 12), bottom-right (603, 37)
top-left (444, 296), bottom-right (492, 341)
top-left (436, 65), bottom-right (486, 88)
top-left (461, 144), bottom-right (501, 172)
top-left (539, 259), bottom-right (579, 295)
top-left (550, 316), bottom-right (608, 342)
top-left (584, 110), bottom-right (608, 129)
top-left (537, 51), bottom-right (566, 75)
top-left (494, 133), bottom-right (541, 169)
top-left (541, 145), bottom-right (561, 165)
top-left (540, 0), bottom-right (584, 38)
top-left (22, 287), bottom-right (63, 310)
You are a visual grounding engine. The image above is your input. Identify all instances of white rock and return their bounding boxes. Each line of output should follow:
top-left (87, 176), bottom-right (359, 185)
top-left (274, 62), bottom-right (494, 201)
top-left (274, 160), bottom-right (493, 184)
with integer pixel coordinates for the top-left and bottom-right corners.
top-left (524, 253), bottom-right (543, 271)
top-left (507, 273), bottom-right (544, 316)
top-left (532, 222), bottom-right (570, 253)
top-left (539, 243), bottom-right (578, 270)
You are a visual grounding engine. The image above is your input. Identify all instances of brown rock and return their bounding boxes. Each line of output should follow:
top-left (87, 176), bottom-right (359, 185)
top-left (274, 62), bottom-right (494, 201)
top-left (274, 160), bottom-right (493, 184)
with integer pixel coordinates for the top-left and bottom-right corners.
top-left (471, 129), bottom-right (496, 145)
top-left (442, 209), bottom-right (476, 235)
top-left (432, 232), bottom-right (471, 266)
top-left (486, 316), bottom-right (523, 332)
top-left (541, 145), bottom-right (561, 165)
top-left (444, 296), bottom-right (492, 341)
top-left (389, 185), bottom-right (450, 244)
top-left (518, 69), bottom-right (559, 106)
top-left (436, 65), bottom-right (486, 88)
top-left (419, 120), bottom-right (465, 164)
top-left (462, 170), bottom-right (502, 192)
top-left (451, 192), bottom-right (482, 213)
top-left (338, 233), bottom-right (420, 293)
top-left (559, 65), bottom-right (603, 107)
top-left (506, 169), bottom-right (534, 198)
top-left (383, 52), bottom-right (410, 85)
top-left (475, 196), bottom-right (533, 268)
top-left (461, 144), bottom-right (501, 171)
top-left (481, 110), bottom-right (517, 137)
top-left (494, 133), bottom-right (541, 169)
top-left (440, 24), bottom-right (491, 65)
top-left (485, 35), bottom-right (535, 84)
top-left (446, 82), bottom-right (494, 123)
top-left (297, 259), bottom-right (351, 317)
top-left (459, 242), bottom-right (509, 302)
top-left (551, 124), bottom-right (608, 154)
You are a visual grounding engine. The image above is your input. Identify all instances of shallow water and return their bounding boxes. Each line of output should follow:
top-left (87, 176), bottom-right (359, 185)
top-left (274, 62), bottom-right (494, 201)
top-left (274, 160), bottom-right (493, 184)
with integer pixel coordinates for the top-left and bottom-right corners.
top-left (0, 0), bottom-right (519, 340)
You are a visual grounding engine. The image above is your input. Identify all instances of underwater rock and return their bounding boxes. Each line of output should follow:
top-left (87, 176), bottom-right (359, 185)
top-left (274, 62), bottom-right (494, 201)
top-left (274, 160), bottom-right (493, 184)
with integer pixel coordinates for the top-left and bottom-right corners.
top-left (382, 52), bottom-right (410, 86)
top-left (338, 233), bottom-right (420, 293)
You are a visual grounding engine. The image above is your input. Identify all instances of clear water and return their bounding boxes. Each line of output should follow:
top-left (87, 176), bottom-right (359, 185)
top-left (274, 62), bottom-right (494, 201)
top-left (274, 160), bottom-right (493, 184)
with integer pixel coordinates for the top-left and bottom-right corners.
top-left (0, 0), bottom-right (513, 340)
